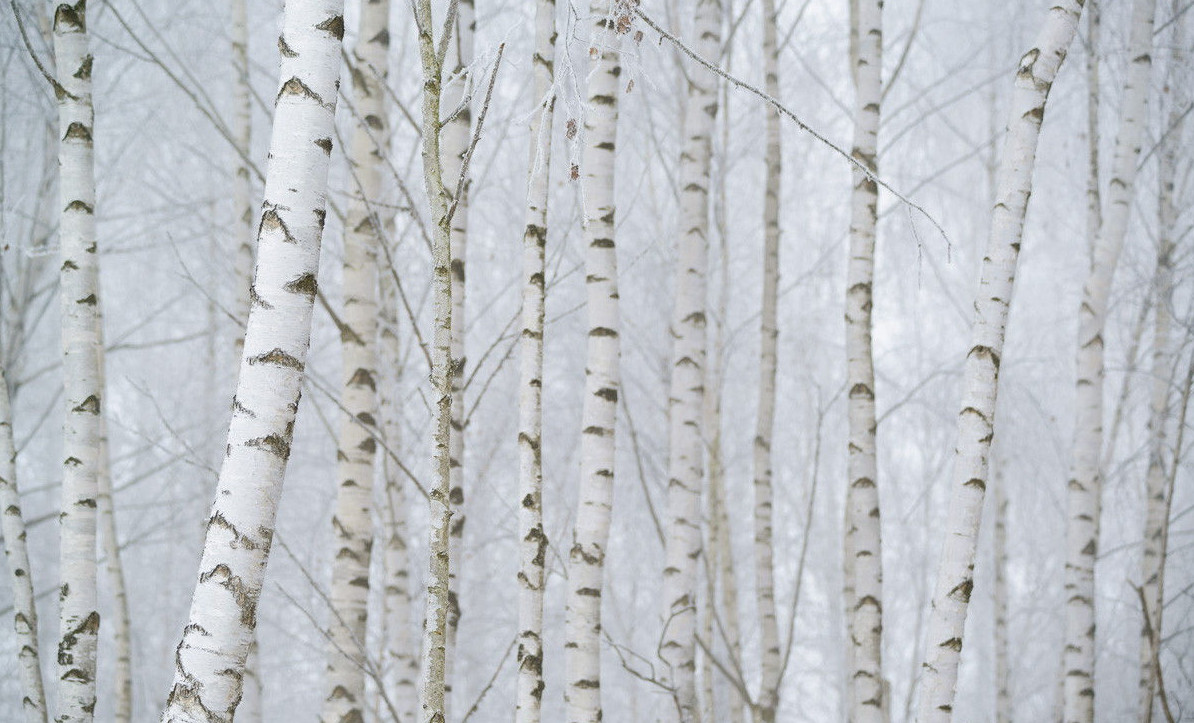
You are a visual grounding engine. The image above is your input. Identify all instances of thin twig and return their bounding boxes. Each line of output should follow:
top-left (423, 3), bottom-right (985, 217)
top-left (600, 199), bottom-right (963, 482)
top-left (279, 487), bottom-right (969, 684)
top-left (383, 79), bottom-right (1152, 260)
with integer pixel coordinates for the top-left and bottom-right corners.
top-left (446, 43), bottom-right (507, 230)
top-left (10, 0), bottom-right (73, 99)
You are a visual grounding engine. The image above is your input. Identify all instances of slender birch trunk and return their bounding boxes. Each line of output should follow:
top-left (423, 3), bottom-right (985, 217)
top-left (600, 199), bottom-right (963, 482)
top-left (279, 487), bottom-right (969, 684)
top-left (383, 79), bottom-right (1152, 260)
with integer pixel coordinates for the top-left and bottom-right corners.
top-left (661, 0), bottom-right (720, 719)
top-left (53, 4), bottom-right (103, 719)
top-left (161, 1), bottom-right (347, 718)
top-left (751, 0), bottom-right (782, 718)
top-left (96, 415), bottom-right (132, 723)
top-left (0, 366), bottom-right (48, 723)
top-left (231, 0), bottom-right (254, 352)
top-left (914, 3), bottom-right (1085, 720)
top-left (1138, 13), bottom-right (1184, 716)
top-left (442, 0), bottom-right (475, 704)
top-left (320, 2), bottom-right (390, 720)
top-left (563, 1), bottom-right (629, 720)
top-left (993, 470), bottom-right (1010, 723)
top-left (414, 0), bottom-right (455, 714)
top-left (844, 0), bottom-right (884, 719)
top-left (515, 0), bottom-right (557, 717)
top-left (1063, 1), bottom-right (1155, 719)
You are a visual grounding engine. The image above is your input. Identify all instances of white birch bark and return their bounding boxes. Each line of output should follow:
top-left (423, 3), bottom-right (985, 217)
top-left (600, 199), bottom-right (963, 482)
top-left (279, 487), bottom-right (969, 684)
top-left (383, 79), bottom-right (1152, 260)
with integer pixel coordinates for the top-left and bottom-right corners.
top-left (660, 0), bottom-right (719, 719)
top-left (515, 0), bottom-right (557, 716)
top-left (53, 4), bottom-right (103, 719)
top-left (913, 3), bottom-right (1085, 720)
top-left (0, 366), bottom-right (48, 723)
top-left (96, 415), bottom-right (132, 723)
top-left (564, 1), bottom-right (629, 720)
top-left (1063, 1), bottom-right (1155, 719)
top-left (231, 0), bottom-right (254, 353)
top-left (751, 0), bottom-right (782, 717)
top-left (160, 1), bottom-right (347, 718)
top-left (844, 0), bottom-right (884, 719)
top-left (993, 470), bottom-right (1010, 723)
top-left (320, 2), bottom-right (389, 720)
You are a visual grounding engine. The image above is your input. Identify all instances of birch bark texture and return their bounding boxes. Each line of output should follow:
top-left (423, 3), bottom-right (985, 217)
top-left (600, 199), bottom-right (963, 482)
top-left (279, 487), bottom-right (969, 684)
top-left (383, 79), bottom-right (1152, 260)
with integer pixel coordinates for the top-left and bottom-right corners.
top-left (0, 367), bottom-right (48, 723)
top-left (515, 0), bottom-right (557, 716)
top-left (913, 2), bottom-right (1085, 720)
top-left (1063, 1), bottom-right (1155, 719)
top-left (751, 0), bottom-right (782, 717)
top-left (52, 3), bottom-right (103, 720)
top-left (231, 0), bottom-right (254, 352)
top-left (844, 0), bottom-right (884, 719)
top-left (660, 0), bottom-right (720, 718)
top-left (564, 1), bottom-right (629, 720)
top-left (160, 1), bottom-right (347, 719)
top-left (321, 1), bottom-right (390, 720)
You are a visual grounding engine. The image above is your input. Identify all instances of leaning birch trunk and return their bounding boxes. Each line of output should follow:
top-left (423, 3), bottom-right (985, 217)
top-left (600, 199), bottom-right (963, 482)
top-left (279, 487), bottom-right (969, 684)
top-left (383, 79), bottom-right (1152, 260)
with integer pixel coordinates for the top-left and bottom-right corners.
top-left (751, 0), bottom-right (782, 718)
top-left (564, 1), bottom-right (628, 720)
top-left (913, 3), bottom-right (1085, 720)
top-left (414, 0), bottom-right (455, 714)
top-left (1063, 1), bottom-right (1155, 719)
top-left (443, 0), bottom-right (476, 704)
top-left (160, 0), bottom-right (347, 718)
top-left (515, 0), bottom-right (557, 716)
top-left (53, 4), bottom-right (103, 720)
top-left (660, 0), bottom-right (720, 719)
top-left (1137, 13), bottom-right (1183, 716)
top-left (320, 1), bottom-right (389, 720)
top-left (844, 0), bottom-right (884, 719)
top-left (0, 366), bottom-right (48, 723)
top-left (993, 469), bottom-right (1010, 723)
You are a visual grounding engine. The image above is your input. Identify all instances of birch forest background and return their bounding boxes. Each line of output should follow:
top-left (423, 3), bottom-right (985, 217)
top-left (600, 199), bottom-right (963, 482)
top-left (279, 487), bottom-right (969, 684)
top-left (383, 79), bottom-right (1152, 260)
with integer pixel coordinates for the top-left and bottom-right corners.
top-left (0, 0), bottom-right (1192, 721)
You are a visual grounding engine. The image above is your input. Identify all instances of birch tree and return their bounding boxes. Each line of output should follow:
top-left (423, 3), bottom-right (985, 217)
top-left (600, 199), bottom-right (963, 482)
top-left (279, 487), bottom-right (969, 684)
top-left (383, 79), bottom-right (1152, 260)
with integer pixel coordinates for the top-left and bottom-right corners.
top-left (659, 0), bottom-right (720, 719)
top-left (52, 3), bottom-right (103, 719)
top-left (231, 0), bottom-right (254, 351)
top-left (1063, 0), bottom-right (1156, 718)
top-left (160, 0), bottom-right (348, 718)
top-left (564, 0), bottom-right (630, 719)
top-left (515, 0), bottom-right (557, 716)
top-left (0, 366), bottom-right (47, 723)
top-left (844, 0), bottom-right (885, 719)
top-left (914, 2), bottom-right (1086, 719)
top-left (320, 1), bottom-right (390, 720)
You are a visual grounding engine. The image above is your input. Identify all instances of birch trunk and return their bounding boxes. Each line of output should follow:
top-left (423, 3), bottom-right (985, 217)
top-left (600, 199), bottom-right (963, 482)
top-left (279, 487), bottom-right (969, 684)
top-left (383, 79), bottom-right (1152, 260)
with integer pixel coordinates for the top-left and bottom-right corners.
top-left (414, 0), bottom-right (455, 713)
top-left (914, 3), bottom-right (1085, 720)
top-left (0, 366), bottom-right (48, 723)
top-left (231, 0), bottom-right (254, 353)
top-left (1137, 13), bottom-right (1184, 716)
top-left (53, 4), bottom-right (103, 719)
top-left (515, 0), bottom-right (557, 716)
top-left (1063, 1), bottom-right (1155, 719)
top-left (844, 0), bottom-right (884, 719)
top-left (320, 2), bottom-right (389, 720)
top-left (751, 0), bottom-right (782, 717)
top-left (993, 471), bottom-right (1010, 723)
top-left (160, 0), bottom-right (347, 718)
top-left (442, 0), bottom-right (476, 704)
top-left (564, 1), bottom-right (629, 720)
top-left (96, 415), bottom-right (132, 723)
top-left (660, 0), bottom-right (720, 719)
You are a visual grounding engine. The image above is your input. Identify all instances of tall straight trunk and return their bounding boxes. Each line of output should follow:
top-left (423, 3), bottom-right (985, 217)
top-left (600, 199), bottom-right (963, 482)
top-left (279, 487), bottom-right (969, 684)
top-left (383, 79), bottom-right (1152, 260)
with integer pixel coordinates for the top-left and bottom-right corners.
top-left (563, 1), bottom-right (628, 720)
top-left (1063, 0), bottom-right (1155, 718)
top-left (321, 1), bottom-right (390, 720)
top-left (752, 0), bottom-right (782, 719)
top-left (515, 0), bottom-right (557, 717)
top-left (96, 412), bottom-right (132, 723)
top-left (414, 0), bottom-right (454, 714)
top-left (1138, 12), bottom-right (1184, 716)
top-left (52, 4), bottom-right (103, 720)
top-left (993, 470), bottom-right (1010, 723)
top-left (442, 0), bottom-right (475, 705)
top-left (844, 0), bottom-right (884, 720)
top-left (660, 0), bottom-right (720, 720)
top-left (160, 0), bottom-right (347, 718)
top-left (913, 3), bottom-right (1085, 720)
top-left (231, 0), bottom-right (254, 353)
top-left (0, 367), bottom-right (48, 723)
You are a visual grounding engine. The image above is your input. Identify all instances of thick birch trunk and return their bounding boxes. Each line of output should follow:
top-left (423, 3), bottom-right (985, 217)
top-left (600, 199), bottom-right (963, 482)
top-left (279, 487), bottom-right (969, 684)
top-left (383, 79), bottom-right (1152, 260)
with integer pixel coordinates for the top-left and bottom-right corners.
top-left (752, 0), bottom-right (782, 719)
top-left (1063, 1), bottom-right (1155, 719)
top-left (320, 2), bottom-right (390, 720)
top-left (563, 2), bottom-right (628, 720)
top-left (844, 0), bottom-right (884, 720)
top-left (660, 0), bottom-right (720, 719)
top-left (53, 4), bottom-right (103, 719)
top-left (914, 3), bottom-right (1085, 720)
top-left (515, 0), bottom-right (557, 717)
top-left (0, 367), bottom-right (48, 723)
top-left (160, 1), bottom-right (347, 718)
